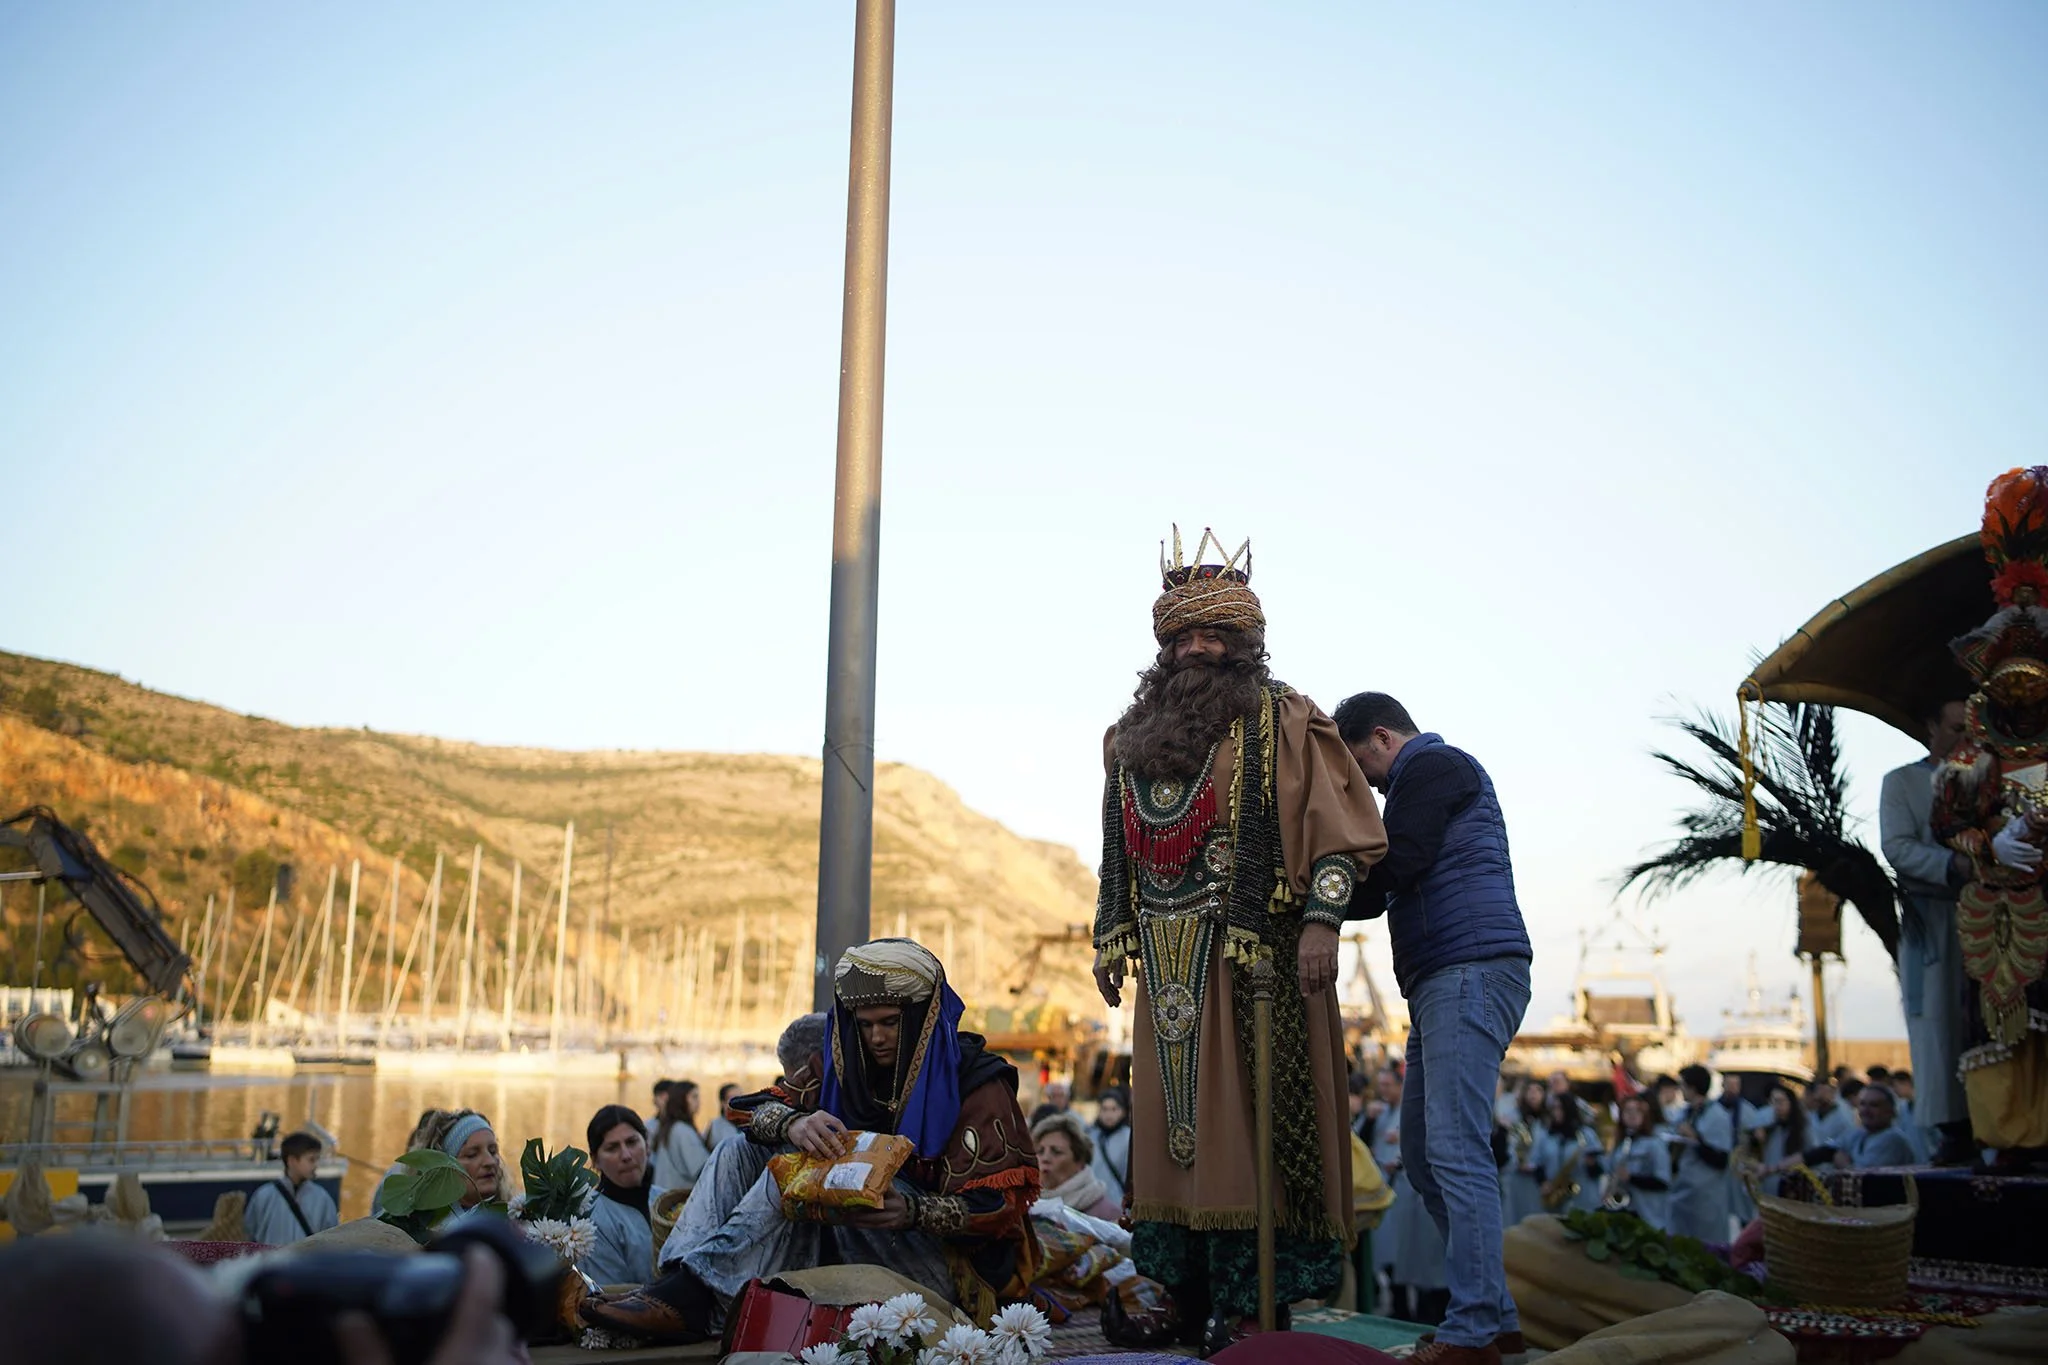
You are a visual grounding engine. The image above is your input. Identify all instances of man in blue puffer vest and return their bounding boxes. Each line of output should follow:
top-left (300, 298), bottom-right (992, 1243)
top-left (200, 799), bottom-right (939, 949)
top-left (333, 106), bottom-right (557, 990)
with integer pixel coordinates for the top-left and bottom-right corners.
top-left (1335, 692), bottom-right (1534, 1365)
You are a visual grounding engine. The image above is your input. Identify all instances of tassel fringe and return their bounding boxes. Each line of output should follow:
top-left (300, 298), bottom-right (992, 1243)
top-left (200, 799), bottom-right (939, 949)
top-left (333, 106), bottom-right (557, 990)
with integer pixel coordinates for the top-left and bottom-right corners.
top-left (1129, 1199), bottom-right (1345, 1242)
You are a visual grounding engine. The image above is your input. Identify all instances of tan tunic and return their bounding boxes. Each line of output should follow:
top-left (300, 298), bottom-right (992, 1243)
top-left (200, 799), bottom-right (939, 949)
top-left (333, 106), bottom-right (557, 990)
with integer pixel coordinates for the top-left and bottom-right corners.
top-left (1105, 691), bottom-right (1388, 1233)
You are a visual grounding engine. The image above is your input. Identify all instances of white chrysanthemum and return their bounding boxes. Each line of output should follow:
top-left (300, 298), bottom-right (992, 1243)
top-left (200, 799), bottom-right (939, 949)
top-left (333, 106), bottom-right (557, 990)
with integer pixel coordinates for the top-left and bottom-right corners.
top-left (521, 1216), bottom-right (571, 1256)
top-left (930, 1323), bottom-right (994, 1365)
top-left (877, 1292), bottom-right (938, 1344)
top-left (798, 1344), bottom-right (855, 1365)
top-left (989, 1304), bottom-right (1052, 1360)
top-left (846, 1302), bottom-right (893, 1348)
top-left (562, 1216), bottom-right (598, 1262)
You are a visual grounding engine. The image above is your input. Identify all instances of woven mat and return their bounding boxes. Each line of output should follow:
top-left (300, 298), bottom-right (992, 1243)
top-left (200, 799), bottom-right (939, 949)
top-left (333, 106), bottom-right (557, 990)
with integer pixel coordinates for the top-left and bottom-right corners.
top-left (1762, 1290), bottom-right (2015, 1343)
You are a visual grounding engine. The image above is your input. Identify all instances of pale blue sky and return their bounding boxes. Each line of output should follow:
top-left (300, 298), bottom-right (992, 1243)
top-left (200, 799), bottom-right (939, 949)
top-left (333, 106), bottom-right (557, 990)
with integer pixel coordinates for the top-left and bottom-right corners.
top-left (6, 4), bottom-right (2043, 1038)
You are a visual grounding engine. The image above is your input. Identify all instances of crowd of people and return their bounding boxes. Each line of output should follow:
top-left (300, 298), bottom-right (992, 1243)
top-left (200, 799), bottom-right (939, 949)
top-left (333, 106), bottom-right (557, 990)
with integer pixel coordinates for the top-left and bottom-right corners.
top-left (1345, 1054), bottom-right (1932, 1321)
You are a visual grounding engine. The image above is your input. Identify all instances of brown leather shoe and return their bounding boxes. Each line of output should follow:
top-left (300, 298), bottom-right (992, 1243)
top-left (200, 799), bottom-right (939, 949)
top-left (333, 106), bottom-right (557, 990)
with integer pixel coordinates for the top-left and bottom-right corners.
top-left (1416, 1329), bottom-right (1524, 1356)
top-left (579, 1291), bottom-right (710, 1344)
top-left (1407, 1337), bottom-right (1503, 1365)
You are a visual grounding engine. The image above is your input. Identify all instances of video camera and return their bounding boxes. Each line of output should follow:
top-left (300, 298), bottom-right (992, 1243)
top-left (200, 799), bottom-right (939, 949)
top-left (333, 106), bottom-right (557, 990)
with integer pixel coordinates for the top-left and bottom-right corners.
top-left (234, 1216), bottom-right (566, 1365)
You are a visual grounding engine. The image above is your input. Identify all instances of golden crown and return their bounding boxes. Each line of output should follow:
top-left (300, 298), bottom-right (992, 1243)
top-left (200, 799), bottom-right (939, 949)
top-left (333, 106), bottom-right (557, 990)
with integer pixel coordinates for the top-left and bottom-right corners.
top-left (1159, 525), bottom-right (1252, 589)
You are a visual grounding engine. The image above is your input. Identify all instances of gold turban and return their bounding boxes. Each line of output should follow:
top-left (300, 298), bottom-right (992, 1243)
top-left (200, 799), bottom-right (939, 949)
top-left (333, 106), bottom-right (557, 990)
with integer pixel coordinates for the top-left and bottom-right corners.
top-left (1152, 525), bottom-right (1264, 643)
top-left (833, 938), bottom-right (943, 1007)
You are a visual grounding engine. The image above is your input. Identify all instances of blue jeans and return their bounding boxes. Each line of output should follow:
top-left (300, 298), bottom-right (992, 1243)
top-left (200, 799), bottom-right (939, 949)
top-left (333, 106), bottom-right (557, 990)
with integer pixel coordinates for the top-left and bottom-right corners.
top-left (1400, 955), bottom-right (1532, 1348)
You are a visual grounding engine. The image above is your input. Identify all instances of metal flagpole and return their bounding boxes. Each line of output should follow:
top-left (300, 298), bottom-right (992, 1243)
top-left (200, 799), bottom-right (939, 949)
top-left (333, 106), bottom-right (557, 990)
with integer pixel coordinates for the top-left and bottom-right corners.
top-left (813, 0), bottom-right (897, 1010)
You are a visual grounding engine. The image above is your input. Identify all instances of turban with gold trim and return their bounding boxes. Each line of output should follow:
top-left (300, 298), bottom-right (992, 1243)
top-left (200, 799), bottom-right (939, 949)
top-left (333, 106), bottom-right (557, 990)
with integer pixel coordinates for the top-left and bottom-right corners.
top-left (833, 937), bottom-right (942, 1007)
top-left (1152, 525), bottom-right (1263, 643)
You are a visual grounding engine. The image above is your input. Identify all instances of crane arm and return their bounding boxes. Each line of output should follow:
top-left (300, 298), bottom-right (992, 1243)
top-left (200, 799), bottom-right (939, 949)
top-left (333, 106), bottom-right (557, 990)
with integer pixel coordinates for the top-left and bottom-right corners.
top-left (0, 806), bottom-right (190, 998)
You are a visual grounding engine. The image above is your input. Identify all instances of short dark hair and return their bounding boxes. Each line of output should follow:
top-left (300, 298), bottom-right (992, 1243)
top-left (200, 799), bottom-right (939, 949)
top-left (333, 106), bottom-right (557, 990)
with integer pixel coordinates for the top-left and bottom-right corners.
top-left (652, 1078), bottom-right (675, 1096)
top-left (1678, 1064), bottom-right (1711, 1095)
top-left (587, 1103), bottom-right (648, 1155)
top-left (1893, 1069), bottom-right (1913, 1084)
top-left (278, 1131), bottom-right (322, 1162)
top-left (1922, 695), bottom-right (1968, 724)
top-left (1866, 1064), bottom-right (1891, 1083)
top-left (718, 1083), bottom-right (739, 1102)
top-left (1333, 692), bottom-right (1418, 744)
top-left (1839, 1077), bottom-right (1865, 1101)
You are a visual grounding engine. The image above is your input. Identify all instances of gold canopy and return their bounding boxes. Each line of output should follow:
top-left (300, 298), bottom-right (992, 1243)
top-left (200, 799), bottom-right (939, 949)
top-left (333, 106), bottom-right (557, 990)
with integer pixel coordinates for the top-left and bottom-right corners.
top-left (1747, 533), bottom-right (1986, 741)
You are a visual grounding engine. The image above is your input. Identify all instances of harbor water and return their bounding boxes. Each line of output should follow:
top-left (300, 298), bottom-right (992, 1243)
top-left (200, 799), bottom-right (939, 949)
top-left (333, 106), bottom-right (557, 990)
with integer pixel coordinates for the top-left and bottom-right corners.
top-left (0, 1068), bottom-right (694, 1221)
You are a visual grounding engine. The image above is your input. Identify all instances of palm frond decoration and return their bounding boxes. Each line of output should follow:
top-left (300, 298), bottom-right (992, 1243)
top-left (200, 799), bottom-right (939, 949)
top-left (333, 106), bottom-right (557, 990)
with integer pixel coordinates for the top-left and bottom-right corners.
top-left (1621, 702), bottom-right (1902, 960)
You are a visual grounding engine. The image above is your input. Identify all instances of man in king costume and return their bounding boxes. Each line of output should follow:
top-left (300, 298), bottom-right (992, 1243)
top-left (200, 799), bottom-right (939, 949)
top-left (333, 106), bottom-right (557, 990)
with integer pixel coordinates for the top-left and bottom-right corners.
top-left (586, 939), bottom-right (1040, 1342)
top-left (1931, 467), bottom-right (2048, 1158)
top-left (1092, 528), bottom-right (1388, 1352)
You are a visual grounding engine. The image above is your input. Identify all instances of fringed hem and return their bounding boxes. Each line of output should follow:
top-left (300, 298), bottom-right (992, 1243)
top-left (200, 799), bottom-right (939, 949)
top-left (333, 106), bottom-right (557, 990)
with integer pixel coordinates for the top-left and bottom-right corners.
top-left (958, 1166), bottom-right (1043, 1195)
top-left (1132, 1200), bottom-right (1260, 1231)
top-left (1130, 1200), bottom-right (1344, 1243)
top-left (1960, 1007), bottom-right (2048, 1072)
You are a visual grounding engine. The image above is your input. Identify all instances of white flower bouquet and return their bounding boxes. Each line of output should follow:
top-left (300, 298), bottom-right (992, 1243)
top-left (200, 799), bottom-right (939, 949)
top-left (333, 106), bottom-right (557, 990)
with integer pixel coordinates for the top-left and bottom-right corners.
top-left (795, 1295), bottom-right (1053, 1365)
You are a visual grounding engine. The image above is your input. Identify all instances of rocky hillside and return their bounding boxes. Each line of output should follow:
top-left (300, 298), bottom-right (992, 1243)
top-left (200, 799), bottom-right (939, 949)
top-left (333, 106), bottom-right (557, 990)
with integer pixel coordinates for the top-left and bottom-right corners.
top-left (0, 651), bottom-right (1100, 1029)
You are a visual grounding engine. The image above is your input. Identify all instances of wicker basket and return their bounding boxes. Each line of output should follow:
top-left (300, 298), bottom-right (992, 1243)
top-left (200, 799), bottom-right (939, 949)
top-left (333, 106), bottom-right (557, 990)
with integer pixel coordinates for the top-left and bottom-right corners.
top-left (1748, 1165), bottom-right (1917, 1308)
top-left (649, 1185), bottom-right (692, 1276)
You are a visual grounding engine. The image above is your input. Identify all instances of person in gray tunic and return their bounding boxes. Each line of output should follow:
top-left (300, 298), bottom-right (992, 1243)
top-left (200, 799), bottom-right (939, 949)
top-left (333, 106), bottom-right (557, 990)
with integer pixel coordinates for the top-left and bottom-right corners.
top-left (1811, 1085), bottom-right (1920, 1170)
top-left (1666, 1066), bottom-right (1740, 1244)
top-left (580, 1104), bottom-right (664, 1288)
top-left (705, 1084), bottom-right (744, 1150)
top-left (1604, 1094), bottom-right (1673, 1232)
top-left (1753, 1084), bottom-right (1810, 1199)
top-left (1086, 1085), bottom-right (1132, 1210)
top-left (1497, 1078), bottom-right (1548, 1231)
top-left (1528, 1092), bottom-right (1602, 1217)
top-left (1879, 698), bottom-right (1974, 1165)
top-left (245, 1130), bottom-right (339, 1245)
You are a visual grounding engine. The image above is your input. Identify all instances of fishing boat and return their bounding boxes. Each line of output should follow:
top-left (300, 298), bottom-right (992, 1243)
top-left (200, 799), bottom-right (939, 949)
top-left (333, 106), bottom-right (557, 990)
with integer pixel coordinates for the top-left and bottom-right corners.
top-left (1705, 955), bottom-right (1813, 1106)
top-left (1, 1071), bottom-right (346, 1234)
top-left (1508, 911), bottom-right (1701, 1085)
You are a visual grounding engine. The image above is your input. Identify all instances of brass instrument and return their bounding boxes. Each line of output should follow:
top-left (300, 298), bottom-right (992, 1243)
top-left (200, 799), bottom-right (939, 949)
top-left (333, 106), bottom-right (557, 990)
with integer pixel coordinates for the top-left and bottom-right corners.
top-left (1601, 1137), bottom-right (1635, 1211)
top-left (1540, 1132), bottom-right (1588, 1211)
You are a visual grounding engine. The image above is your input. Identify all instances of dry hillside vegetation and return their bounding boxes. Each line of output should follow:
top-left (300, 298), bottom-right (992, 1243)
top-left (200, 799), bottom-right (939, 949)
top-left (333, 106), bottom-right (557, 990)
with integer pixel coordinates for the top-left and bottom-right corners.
top-left (0, 650), bottom-right (1099, 1024)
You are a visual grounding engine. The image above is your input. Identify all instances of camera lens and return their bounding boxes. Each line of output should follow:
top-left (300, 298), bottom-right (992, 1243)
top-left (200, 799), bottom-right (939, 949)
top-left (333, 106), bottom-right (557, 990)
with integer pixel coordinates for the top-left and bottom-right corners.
top-left (238, 1216), bottom-right (566, 1365)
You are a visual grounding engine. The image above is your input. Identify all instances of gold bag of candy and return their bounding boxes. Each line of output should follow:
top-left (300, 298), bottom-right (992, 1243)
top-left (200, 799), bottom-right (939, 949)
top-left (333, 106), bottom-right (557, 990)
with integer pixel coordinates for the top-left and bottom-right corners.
top-left (768, 1131), bottom-right (915, 1217)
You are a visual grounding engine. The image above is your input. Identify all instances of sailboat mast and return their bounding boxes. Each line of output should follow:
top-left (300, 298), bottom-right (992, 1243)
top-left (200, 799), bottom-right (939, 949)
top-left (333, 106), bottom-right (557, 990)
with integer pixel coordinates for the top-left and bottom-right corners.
top-left (549, 822), bottom-right (575, 1051)
top-left (253, 883), bottom-right (276, 1048)
top-left (501, 860), bottom-right (521, 1049)
top-left (381, 857), bottom-right (402, 1020)
top-left (422, 850), bottom-right (443, 1035)
top-left (218, 889), bottom-right (237, 1025)
top-left (458, 844), bottom-right (480, 1042)
top-left (338, 859), bottom-right (360, 1052)
top-left (194, 894), bottom-right (216, 1025)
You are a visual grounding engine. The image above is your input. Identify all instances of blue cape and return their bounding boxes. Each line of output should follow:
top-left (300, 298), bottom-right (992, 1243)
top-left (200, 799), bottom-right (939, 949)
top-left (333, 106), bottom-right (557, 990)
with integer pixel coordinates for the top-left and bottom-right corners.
top-left (820, 981), bottom-right (966, 1160)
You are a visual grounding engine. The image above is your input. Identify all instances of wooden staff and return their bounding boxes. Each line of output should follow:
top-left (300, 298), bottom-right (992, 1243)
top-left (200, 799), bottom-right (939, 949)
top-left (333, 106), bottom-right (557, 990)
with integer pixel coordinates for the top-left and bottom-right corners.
top-left (1251, 955), bottom-right (1277, 1332)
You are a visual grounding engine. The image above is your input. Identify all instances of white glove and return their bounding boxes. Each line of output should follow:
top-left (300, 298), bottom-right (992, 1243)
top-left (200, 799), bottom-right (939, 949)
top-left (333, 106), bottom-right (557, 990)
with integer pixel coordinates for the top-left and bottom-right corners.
top-left (1992, 818), bottom-right (2043, 873)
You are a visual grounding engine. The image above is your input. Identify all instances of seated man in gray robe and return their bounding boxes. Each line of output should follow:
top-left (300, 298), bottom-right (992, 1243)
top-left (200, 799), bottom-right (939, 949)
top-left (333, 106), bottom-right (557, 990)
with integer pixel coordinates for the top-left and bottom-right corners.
top-left (1807, 1085), bottom-right (1920, 1170)
top-left (582, 940), bottom-right (1040, 1343)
